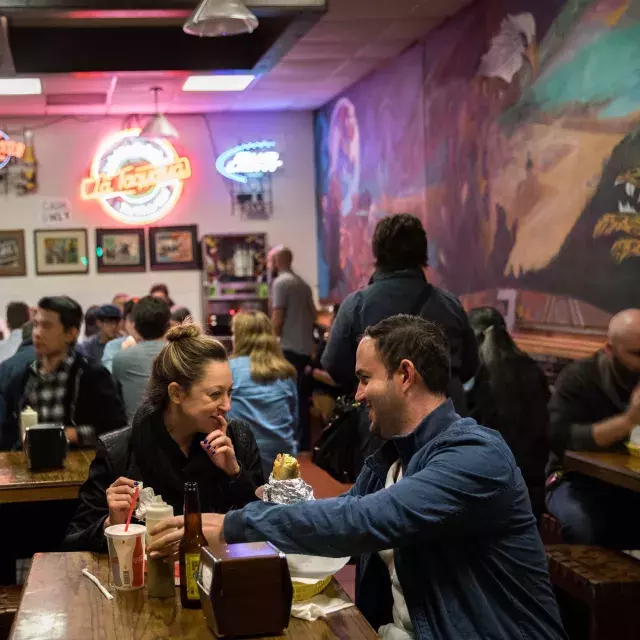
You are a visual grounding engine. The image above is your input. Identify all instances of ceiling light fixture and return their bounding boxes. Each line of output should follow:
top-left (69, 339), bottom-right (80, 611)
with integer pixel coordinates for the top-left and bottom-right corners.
top-left (183, 0), bottom-right (259, 38)
top-left (182, 74), bottom-right (255, 92)
top-left (140, 86), bottom-right (179, 139)
top-left (0, 78), bottom-right (41, 96)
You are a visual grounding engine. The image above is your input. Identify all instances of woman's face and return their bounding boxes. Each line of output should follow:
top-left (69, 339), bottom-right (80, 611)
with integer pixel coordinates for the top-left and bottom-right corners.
top-left (177, 360), bottom-right (233, 434)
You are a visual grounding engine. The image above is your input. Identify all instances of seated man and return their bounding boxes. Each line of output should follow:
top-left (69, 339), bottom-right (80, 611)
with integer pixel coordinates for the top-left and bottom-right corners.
top-left (545, 309), bottom-right (640, 547)
top-left (82, 304), bottom-right (122, 364)
top-left (0, 296), bottom-right (127, 450)
top-left (150, 315), bottom-right (566, 640)
top-left (112, 296), bottom-right (170, 422)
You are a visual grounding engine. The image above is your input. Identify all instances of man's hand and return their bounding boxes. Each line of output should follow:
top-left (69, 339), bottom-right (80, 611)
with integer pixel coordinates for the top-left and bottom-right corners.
top-left (148, 514), bottom-right (226, 561)
top-left (626, 384), bottom-right (640, 426)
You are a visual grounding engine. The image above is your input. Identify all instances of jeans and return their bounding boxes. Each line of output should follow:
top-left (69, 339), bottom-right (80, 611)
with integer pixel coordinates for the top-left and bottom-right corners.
top-left (283, 350), bottom-right (312, 451)
top-left (546, 474), bottom-right (640, 548)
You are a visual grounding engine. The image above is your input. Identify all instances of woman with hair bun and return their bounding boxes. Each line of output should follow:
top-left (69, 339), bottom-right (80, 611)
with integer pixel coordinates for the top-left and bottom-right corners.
top-left (466, 307), bottom-right (550, 519)
top-left (64, 322), bottom-right (264, 552)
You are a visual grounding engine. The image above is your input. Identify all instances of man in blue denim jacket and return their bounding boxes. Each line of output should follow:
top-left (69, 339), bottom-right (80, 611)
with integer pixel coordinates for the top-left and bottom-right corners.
top-left (153, 315), bottom-right (566, 639)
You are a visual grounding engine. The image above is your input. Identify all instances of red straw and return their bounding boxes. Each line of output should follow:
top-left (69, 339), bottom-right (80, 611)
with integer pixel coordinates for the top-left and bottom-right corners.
top-left (124, 486), bottom-right (140, 532)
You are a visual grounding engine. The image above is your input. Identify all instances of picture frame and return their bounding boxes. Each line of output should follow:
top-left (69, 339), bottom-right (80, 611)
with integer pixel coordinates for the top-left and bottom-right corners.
top-left (149, 225), bottom-right (200, 271)
top-left (0, 229), bottom-right (27, 277)
top-left (34, 228), bottom-right (89, 276)
top-left (96, 228), bottom-right (146, 273)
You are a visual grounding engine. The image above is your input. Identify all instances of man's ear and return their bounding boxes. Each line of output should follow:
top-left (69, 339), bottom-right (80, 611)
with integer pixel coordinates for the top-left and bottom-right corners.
top-left (398, 359), bottom-right (417, 392)
top-left (604, 340), bottom-right (613, 358)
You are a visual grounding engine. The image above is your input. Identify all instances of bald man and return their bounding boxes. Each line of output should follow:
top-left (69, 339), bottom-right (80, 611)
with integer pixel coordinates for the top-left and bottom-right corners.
top-left (270, 247), bottom-right (316, 450)
top-left (545, 309), bottom-right (640, 547)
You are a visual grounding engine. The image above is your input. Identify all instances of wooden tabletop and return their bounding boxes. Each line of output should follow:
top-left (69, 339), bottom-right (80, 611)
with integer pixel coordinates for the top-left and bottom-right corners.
top-left (9, 553), bottom-right (378, 640)
top-left (564, 451), bottom-right (640, 493)
top-left (0, 449), bottom-right (95, 504)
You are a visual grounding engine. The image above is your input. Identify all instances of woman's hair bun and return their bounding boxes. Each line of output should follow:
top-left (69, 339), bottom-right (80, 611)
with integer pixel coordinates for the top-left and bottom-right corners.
top-left (165, 322), bottom-right (202, 343)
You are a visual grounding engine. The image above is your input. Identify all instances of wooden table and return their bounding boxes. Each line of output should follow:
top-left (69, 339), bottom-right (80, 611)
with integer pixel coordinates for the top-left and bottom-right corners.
top-left (564, 451), bottom-right (640, 493)
top-left (0, 450), bottom-right (95, 504)
top-left (9, 553), bottom-right (378, 640)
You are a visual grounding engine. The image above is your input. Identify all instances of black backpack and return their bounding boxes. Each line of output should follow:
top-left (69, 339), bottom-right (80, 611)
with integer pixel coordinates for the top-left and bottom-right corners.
top-left (312, 396), bottom-right (368, 484)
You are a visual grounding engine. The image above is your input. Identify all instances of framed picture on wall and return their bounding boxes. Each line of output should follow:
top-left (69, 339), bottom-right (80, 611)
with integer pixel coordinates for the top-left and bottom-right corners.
top-left (0, 229), bottom-right (27, 277)
top-left (34, 228), bottom-right (89, 276)
top-left (96, 228), bottom-right (146, 273)
top-left (149, 225), bottom-right (200, 271)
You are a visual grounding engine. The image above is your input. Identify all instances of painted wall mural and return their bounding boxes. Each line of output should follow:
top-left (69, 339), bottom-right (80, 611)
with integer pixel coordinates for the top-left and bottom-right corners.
top-left (315, 0), bottom-right (640, 329)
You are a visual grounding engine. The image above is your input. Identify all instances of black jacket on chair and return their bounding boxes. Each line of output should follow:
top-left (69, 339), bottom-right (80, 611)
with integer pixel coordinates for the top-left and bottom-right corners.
top-left (64, 406), bottom-right (264, 551)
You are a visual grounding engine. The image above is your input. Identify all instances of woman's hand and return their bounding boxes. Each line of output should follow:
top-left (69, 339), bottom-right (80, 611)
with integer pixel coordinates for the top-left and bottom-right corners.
top-left (201, 416), bottom-right (240, 478)
top-left (148, 514), bottom-right (226, 561)
top-left (105, 477), bottom-right (138, 528)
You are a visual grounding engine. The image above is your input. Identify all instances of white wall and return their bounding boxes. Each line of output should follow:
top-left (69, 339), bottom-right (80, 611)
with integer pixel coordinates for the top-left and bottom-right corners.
top-left (0, 111), bottom-right (318, 333)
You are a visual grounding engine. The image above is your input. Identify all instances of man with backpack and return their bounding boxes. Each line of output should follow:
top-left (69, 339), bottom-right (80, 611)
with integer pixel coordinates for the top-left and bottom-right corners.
top-left (321, 213), bottom-right (478, 416)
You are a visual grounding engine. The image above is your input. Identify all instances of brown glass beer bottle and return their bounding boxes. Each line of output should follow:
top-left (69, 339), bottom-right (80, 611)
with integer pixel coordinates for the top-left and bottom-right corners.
top-left (179, 482), bottom-right (207, 609)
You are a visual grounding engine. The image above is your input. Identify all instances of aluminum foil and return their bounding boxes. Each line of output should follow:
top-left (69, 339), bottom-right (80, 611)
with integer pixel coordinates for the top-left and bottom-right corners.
top-left (134, 485), bottom-right (155, 521)
top-left (263, 474), bottom-right (315, 505)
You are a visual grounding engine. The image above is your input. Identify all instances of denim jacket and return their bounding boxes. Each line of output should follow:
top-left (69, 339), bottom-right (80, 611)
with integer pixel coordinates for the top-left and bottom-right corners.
top-left (225, 400), bottom-right (566, 640)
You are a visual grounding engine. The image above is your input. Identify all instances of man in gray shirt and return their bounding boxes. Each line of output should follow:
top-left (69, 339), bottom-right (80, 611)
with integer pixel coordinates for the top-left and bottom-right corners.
top-left (271, 246), bottom-right (316, 450)
top-left (112, 296), bottom-right (170, 422)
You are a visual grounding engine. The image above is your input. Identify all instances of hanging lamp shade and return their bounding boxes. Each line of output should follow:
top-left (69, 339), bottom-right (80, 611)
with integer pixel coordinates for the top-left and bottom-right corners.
top-left (183, 0), bottom-right (259, 37)
top-left (140, 87), bottom-right (179, 139)
top-left (140, 113), bottom-right (179, 139)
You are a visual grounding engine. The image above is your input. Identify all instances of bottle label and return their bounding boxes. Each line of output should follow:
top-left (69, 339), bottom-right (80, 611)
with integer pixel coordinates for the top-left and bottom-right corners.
top-left (185, 553), bottom-right (201, 600)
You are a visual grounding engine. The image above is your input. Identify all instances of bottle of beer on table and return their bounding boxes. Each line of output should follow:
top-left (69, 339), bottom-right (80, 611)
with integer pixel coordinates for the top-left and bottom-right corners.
top-left (179, 481), bottom-right (207, 609)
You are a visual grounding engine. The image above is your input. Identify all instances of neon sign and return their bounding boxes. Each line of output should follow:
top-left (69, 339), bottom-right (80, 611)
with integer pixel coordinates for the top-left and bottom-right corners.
top-left (0, 131), bottom-right (26, 170)
top-left (81, 128), bottom-right (191, 225)
top-left (216, 141), bottom-right (282, 184)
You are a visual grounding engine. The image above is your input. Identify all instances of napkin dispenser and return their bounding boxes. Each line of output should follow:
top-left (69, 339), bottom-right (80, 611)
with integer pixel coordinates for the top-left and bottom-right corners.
top-left (24, 424), bottom-right (67, 471)
top-left (198, 542), bottom-right (293, 638)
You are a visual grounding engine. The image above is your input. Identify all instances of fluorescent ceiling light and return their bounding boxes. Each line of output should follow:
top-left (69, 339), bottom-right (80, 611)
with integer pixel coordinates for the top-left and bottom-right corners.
top-left (182, 75), bottom-right (255, 92)
top-left (0, 78), bottom-right (42, 95)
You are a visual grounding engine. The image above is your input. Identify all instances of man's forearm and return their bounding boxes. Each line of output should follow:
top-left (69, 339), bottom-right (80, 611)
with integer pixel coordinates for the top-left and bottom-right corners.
top-left (592, 413), bottom-right (634, 448)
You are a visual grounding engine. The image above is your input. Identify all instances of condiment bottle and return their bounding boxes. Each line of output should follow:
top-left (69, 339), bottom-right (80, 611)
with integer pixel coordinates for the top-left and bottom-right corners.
top-left (146, 496), bottom-right (175, 598)
top-left (179, 482), bottom-right (207, 609)
top-left (20, 406), bottom-right (38, 444)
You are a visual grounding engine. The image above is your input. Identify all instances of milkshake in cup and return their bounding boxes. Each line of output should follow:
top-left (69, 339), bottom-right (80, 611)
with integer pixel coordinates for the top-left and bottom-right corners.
top-left (105, 524), bottom-right (146, 591)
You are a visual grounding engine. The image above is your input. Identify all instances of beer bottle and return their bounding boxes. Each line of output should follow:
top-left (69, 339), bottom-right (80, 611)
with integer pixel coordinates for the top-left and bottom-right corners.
top-left (179, 482), bottom-right (207, 609)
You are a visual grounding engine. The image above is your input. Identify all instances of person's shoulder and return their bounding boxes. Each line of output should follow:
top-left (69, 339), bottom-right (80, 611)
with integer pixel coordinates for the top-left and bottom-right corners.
top-left (555, 352), bottom-right (600, 391)
top-left (432, 417), bottom-right (517, 470)
top-left (229, 356), bottom-right (251, 377)
top-left (98, 426), bottom-right (133, 462)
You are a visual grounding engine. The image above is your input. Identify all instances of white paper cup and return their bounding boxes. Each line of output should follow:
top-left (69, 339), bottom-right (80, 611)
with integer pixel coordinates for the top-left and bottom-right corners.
top-left (105, 524), bottom-right (146, 591)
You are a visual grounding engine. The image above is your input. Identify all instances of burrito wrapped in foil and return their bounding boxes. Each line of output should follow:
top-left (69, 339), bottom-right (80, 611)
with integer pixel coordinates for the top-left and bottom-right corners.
top-left (263, 455), bottom-right (314, 504)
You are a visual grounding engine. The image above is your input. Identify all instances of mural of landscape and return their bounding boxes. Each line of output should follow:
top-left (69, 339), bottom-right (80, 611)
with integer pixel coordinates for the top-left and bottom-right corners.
top-left (315, 0), bottom-right (640, 329)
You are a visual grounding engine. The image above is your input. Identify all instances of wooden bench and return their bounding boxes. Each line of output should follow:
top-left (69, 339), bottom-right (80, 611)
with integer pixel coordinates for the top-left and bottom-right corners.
top-left (540, 513), bottom-right (564, 545)
top-left (0, 585), bottom-right (22, 640)
top-left (546, 545), bottom-right (640, 640)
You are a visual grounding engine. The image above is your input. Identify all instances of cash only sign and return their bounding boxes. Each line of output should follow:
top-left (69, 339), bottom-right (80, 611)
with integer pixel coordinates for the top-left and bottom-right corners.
top-left (80, 128), bottom-right (191, 225)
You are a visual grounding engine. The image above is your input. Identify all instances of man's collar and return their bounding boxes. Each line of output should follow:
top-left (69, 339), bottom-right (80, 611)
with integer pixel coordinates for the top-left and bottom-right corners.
top-left (32, 350), bottom-right (76, 376)
top-left (370, 268), bottom-right (426, 284)
top-left (374, 399), bottom-right (460, 470)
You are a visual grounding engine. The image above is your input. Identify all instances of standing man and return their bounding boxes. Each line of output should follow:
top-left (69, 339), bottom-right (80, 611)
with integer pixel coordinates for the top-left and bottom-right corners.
top-left (0, 296), bottom-right (127, 450)
top-left (112, 296), bottom-right (170, 421)
top-left (151, 316), bottom-right (566, 640)
top-left (546, 309), bottom-right (640, 547)
top-left (82, 304), bottom-right (122, 364)
top-left (0, 302), bottom-right (30, 364)
top-left (322, 214), bottom-right (478, 415)
top-left (271, 247), bottom-right (316, 450)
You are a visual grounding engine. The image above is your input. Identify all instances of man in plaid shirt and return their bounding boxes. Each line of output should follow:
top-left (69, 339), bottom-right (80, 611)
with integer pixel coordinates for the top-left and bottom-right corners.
top-left (0, 296), bottom-right (127, 450)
